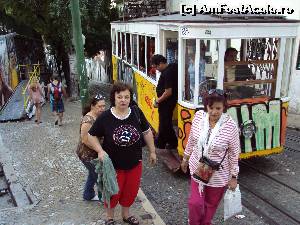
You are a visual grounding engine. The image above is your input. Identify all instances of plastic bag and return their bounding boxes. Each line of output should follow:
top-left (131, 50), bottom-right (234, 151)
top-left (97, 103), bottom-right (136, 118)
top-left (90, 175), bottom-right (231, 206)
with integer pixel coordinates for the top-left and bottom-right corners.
top-left (224, 185), bottom-right (242, 221)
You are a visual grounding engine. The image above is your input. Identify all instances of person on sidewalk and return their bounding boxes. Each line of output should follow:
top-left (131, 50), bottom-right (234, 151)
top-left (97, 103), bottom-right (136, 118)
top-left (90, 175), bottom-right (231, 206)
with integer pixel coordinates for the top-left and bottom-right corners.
top-left (151, 54), bottom-right (178, 149)
top-left (180, 89), bottom-right (240, 225)
top-left (47, 75), bottom-right (67, 126)
top-left (77, 94), bottom-right (106, 201)
top-left (28, 78), bottom-right (44, 124)
top-left (87, 81), bottom-right (157, 225)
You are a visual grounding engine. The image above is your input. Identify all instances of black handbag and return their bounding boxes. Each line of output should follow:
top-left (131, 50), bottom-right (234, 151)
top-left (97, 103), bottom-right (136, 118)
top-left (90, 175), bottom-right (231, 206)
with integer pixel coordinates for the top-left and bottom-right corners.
top-left (193, 147), bottom-right (228, 184)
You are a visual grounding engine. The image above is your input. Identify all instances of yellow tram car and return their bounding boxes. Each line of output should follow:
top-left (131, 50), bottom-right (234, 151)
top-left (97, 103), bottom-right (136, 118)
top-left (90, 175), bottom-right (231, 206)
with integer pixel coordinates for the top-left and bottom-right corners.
top-left (110, 13), bottom-right (300, 159)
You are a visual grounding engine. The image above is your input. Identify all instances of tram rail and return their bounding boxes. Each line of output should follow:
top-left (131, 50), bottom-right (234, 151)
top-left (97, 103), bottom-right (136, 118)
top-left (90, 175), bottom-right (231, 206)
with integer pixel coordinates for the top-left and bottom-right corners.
top-left (239, 161), bottom-right (300, 225)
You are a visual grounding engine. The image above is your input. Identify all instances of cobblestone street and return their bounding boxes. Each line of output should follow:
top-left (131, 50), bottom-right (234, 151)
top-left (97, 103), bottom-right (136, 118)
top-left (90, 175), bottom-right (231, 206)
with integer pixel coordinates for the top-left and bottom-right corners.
top-left (0, 98), bottom-right (159, 225)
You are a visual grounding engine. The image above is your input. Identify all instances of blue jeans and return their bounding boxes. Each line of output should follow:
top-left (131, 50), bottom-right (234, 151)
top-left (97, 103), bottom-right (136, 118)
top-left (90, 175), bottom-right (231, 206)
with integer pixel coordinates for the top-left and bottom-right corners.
top-left (81, 160), bottom-right (98, 200)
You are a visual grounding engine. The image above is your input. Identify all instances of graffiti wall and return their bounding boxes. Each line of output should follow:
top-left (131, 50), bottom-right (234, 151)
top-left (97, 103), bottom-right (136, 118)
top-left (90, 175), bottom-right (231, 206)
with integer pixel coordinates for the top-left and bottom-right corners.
top-left (134, 72), bottom-right (159, 131)
top-left (0, 35), bottom-right (13, 108)
top-left (177, 99), bottom-right (288, 158)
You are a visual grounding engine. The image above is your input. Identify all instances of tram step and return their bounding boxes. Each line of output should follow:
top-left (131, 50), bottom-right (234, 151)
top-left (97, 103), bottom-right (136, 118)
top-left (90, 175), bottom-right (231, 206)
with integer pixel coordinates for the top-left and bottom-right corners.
top-left (156, 148), bottom-right (181, 173)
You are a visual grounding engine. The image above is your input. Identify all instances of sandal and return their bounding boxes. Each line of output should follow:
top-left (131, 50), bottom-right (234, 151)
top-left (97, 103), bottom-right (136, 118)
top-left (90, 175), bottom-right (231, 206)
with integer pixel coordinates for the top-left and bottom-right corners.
top-left (123, 216), bottom-right (139, 225)
top-left (105, 219), bottom-right (115, 225)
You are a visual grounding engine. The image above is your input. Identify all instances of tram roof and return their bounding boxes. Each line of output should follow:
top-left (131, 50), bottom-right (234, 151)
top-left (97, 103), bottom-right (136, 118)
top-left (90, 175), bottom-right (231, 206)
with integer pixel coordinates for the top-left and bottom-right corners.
top-left (112, 13), bottom-right (300, 24)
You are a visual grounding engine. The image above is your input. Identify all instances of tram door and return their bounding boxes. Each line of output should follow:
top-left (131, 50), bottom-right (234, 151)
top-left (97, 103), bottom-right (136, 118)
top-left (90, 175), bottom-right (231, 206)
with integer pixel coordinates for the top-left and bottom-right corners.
top-left (162, 30), bottom-right (179, 123)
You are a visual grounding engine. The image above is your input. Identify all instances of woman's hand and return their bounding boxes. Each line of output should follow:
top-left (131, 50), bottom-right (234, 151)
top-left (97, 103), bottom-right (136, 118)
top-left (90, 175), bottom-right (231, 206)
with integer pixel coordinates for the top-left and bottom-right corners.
top-left (97, 150), bottom-right (106, 161)
top-left (149, 152), bottom-right (157, 166)
top-left (228, 177), bottom-right (238, 191)
top-left (180, 159), bottom-right (188, 173)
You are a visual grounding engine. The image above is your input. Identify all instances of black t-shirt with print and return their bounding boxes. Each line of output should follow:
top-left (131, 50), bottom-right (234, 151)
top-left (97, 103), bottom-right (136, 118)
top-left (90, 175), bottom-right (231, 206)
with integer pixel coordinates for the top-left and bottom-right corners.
top-left (88, 106), bottom-right (150, 170)
top-left (156, 63), bottom-right (178, 103)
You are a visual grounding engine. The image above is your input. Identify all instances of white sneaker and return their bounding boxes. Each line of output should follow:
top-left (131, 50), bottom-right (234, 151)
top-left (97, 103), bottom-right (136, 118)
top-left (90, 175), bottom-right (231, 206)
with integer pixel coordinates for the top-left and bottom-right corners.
top-left (91, 195), bottom-right (99, 201)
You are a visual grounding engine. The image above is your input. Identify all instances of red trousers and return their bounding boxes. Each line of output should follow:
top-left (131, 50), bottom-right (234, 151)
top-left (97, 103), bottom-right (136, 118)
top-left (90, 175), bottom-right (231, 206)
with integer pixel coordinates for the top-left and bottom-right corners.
top-left (188, 179), bottom-right (225, 225)
top-left (106, 162), bottom-right (142, 208)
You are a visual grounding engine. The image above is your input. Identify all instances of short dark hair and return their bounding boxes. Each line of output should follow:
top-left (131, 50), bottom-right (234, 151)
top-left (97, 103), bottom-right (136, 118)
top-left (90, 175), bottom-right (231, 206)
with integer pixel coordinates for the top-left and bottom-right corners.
top-left (151, 54), bottom-right (167, 66)
top-left (224, 47), bottom-right (238, 61)
top-left (203, 91), bottom-right (228, 113)
top-left (82, 94), bottom-right (105, 116)
top-left (110, 81), bottom-right (133, 106)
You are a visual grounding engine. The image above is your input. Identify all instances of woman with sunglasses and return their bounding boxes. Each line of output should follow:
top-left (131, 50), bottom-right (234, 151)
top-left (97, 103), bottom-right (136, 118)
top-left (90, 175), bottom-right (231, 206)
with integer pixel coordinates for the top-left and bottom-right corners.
top-left (181, 89), bottom-right (240, 225)
top-left (88, 82), bottom-right (157, 225)
top-left (77, 94), bottom-right (106, 201)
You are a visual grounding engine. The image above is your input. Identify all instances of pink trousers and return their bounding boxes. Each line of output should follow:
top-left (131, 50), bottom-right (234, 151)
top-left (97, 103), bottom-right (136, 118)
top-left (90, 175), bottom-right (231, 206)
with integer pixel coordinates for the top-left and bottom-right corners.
top-left (188, 179), bottom-right (226, 225)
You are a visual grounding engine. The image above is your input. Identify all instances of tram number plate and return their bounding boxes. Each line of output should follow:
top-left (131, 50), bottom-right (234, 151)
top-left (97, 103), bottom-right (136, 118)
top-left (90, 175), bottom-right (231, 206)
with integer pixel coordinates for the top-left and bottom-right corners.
top-left (181, 27), bottom-right (189, 36)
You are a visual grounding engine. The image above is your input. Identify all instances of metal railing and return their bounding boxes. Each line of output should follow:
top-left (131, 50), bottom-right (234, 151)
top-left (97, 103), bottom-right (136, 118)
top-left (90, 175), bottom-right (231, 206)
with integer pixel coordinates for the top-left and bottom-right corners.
top-left (21, 64), bottom-right (41, 109)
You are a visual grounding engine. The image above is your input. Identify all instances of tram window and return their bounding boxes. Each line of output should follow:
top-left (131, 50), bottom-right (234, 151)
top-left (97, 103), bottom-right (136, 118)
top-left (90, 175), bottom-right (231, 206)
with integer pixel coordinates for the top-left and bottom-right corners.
top-left (121, 33), bottom-right (125, 60)
top-left (183, 39), bottom-right (196, 102)
top-left (147, 37), bottom-right (156, 80)
top-left (112, 30), bottom-right (116, 55)
top-left (139, 35), bottom-right (146, 73)
top-left (198, 39), bottom-right (219, 103)
top-left (117, 32), bottom-right (121, 57)
top-left (182, 39), bottom-right (219, 103)
top-left (132, 34), bottom-right (138, 67)
top-left (224, 38), bottom-right (279, 100)
top-left (296, 44), bottom-right (300, 70)
top-left (166, 38), bottom-right (178, 64)
top-left (126, 33), bottom-right (131, 64)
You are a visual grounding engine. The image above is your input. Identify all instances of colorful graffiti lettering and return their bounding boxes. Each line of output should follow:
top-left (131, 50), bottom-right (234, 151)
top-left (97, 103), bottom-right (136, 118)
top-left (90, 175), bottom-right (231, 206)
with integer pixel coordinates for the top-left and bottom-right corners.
top-left (178, 99), bottom-right (287, 158)
top-left (177, 106), bottom-right (195, 155)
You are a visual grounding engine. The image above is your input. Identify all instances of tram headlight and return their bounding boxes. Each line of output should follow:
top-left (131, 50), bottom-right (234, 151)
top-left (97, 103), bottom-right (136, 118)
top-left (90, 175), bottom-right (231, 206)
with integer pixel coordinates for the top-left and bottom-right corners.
top-left (240, 120), bottom-right (256, 139)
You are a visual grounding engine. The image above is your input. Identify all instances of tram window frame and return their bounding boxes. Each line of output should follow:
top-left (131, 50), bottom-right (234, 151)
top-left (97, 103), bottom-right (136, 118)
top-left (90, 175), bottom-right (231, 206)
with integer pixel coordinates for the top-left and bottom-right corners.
top-left (121, 33), bottom-right (125, 60)
top-left (132, 34), bottom-right (138, 68)
top-left (138, 35), bottom-right (146, 73)
top-left (223, 38), bottom-right (280, 100)
top-left (182, 38), bottom-right (219, 105)
top-left (117, 32), bottom-right (121, 57)
top-left (146, 36), bottom-right (156, 80)
top-left (296, 44), bottom-right (300, 70)
top-left (112, 29), bottom-right (116, 55)
top-left (126, 33), bottom-right (131, 64)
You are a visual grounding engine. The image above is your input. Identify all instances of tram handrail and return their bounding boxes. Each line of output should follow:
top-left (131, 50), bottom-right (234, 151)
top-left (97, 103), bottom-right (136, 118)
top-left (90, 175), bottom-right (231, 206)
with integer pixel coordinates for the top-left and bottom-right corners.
top-left (225, 59), bottom-right (278, 66)
top-left (224, 78), bottom-right (276, 87)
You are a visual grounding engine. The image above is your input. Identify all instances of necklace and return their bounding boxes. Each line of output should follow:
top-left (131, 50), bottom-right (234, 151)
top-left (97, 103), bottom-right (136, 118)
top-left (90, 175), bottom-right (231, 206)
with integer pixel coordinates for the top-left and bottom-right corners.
top-left (111, 107), bottom-right (131, 120)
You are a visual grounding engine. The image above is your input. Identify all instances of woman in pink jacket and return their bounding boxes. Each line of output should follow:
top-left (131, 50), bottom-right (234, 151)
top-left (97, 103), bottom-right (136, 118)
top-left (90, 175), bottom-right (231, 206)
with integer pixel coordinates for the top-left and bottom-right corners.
top-left (181, 89), bottom-right (240, 225)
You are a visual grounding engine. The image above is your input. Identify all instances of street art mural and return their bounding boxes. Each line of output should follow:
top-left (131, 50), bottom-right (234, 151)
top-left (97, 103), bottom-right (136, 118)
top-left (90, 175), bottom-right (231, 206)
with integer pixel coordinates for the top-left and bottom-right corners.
top-left (134, 72), bottom-right (159, 131)
top-left (0, 35), bottom-right (13, 108)
top-left (177, 104), bottom-right (196, 156)
top-left (0, 33), bottom-right (45, 109)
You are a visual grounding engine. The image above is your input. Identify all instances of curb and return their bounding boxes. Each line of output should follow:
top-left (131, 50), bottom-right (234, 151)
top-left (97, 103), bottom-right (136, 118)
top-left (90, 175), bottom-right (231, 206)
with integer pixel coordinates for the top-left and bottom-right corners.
top-left (138, 189), bottom-right (166, 225)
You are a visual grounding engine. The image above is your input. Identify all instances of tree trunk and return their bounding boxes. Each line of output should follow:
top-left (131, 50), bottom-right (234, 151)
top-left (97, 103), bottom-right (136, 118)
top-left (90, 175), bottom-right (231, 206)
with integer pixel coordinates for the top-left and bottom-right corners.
top-left (68, 52), bottom-right (80, 99)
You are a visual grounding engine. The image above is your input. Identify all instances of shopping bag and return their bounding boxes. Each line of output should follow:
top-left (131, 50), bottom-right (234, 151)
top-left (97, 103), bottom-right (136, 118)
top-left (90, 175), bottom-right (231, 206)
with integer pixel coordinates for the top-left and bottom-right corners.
top-left (224, 185), bottom-right (242, 221)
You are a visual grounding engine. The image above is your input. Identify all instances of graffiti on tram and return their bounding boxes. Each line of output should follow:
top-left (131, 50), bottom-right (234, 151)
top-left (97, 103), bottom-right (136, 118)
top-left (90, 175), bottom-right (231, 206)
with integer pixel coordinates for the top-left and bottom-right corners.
top-left (177, 100), bottom-right (288, 157)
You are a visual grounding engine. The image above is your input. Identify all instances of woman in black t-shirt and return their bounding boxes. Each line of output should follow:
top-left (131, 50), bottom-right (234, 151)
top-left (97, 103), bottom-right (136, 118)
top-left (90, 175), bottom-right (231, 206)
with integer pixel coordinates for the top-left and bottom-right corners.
top-left (88, 82), bottom-right (157, 225)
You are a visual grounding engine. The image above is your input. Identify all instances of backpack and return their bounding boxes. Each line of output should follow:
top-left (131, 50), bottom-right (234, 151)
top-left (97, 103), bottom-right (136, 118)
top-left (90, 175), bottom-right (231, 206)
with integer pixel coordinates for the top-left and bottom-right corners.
top-left (51, 82), bottom-right (62, 101)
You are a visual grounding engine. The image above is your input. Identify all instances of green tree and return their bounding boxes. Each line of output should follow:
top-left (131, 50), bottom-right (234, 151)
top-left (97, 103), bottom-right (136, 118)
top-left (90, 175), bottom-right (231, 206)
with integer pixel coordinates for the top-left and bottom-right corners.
top-left (0, 0), bottom-right (118, 96)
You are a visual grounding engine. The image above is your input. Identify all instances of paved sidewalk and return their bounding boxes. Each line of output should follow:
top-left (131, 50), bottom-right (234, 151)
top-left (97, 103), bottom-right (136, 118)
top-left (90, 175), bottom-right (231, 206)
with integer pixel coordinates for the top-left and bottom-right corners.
top-left (0, 98), bottom-right (164, 225)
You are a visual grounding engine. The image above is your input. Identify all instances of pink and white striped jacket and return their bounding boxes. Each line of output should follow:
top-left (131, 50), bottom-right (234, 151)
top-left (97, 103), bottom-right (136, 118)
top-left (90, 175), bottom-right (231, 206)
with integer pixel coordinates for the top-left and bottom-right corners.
top-left (184, 110), bottom-right (240, 187)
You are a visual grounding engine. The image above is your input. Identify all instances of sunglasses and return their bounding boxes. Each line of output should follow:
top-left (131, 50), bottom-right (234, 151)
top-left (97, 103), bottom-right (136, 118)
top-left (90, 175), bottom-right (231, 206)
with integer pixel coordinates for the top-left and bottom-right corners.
top-left (94, 94), bottom-right (105, 100)
top-left (208, 89), bottom-right (225, 96)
